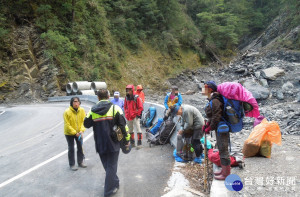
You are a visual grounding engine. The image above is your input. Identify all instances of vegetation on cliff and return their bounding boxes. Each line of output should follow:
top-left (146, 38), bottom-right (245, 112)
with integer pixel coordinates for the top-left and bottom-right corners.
top-left (0, 0), bottom-right (299, 94)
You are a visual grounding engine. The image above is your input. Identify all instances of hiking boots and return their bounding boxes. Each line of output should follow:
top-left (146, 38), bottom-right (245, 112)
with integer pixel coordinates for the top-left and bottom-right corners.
top-left (112, 187), bottom-right (118, 194)
top-left (130, 133), bottom-right (135, 147)
top-left (137, 133), bottom-right (142, 146)
top-left (70, 165), bottom-right (78, 171)
top-left (214, 165), bottom-right (231, 180)
top-left (182, 153), bottom-right (193, 161)
top-left (214, 168), bottom-right (223, 176)
top-left (137, 140), bottom-right (142, 146)
top-left (130, 139), bottom-right (135, 147)
top-left (78, 163), bottom-right (87, 168)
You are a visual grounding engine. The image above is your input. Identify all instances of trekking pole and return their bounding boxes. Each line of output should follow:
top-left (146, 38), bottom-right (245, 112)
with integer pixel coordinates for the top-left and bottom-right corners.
top-left (161, 116), bottom-right (181, 150)
top-left (203, 120), bottom-right (208, 192)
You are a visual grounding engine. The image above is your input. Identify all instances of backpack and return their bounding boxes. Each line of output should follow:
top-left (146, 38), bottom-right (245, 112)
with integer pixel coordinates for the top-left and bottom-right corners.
top-left (146, 119), bottom-right (176, 145)
top-left (141, 110), bottom-right (150, 127)
top-left (141, 107), bottom-right (156, 128)
top-left (145, 107), bottom-right (156, 128)
top-left (209, 95), bottom-right (245, 133)
top-left (158, 119), bottom-right (176, 144)
top-left (125, 94), bottom-right (140, 110)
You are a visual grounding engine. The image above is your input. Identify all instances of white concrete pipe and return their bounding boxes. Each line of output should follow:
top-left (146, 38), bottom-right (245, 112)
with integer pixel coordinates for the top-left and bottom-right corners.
top-left (66, 83), bottom-right (73, 94)
top-left (76, 90), bottom-right (95, 95)
top-left (72, 81), bottom-right (91, 93)
top-left (91, 82), bottom-right (107, 91)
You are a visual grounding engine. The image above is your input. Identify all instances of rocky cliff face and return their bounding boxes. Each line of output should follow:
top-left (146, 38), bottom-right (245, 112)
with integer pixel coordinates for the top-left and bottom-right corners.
top-left (242, 12), bottom-right (300, 52)
top-left (0, 26), bottom-right (67, 103)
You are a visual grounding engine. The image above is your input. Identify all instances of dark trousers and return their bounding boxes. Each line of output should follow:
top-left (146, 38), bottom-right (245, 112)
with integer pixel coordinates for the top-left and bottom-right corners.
top-left (99, 151), bottom-right (120, 197)
top-left (193, 139), bottom-right (203, 157)
top-left (65, 135), bottom-right (84, 166)
top-left (216, 131), bottom-right (230, 166)
top-left (177, 135), bottom-right (203, 157)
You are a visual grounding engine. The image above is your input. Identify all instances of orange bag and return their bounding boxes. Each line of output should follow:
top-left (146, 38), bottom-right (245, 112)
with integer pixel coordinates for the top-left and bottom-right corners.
top-left (243, 119), bottom-right (281, 158)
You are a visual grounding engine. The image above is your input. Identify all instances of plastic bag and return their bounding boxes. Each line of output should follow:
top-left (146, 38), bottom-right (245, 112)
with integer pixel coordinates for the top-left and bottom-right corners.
top-left (243, 119), bottom-right (281, 158)
top-left (200, 136), bottom-right (213, 149)
top-left (259, 138), bottom-right (272, 158)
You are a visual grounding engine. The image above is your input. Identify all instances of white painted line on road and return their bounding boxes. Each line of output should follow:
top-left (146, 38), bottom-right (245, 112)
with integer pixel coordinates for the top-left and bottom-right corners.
top-left (0, 121), bottom-right (64, 153)
top-left (0, 131), bottom-right (94, 189)
top-left (0, 111), bottom-right (5, 116)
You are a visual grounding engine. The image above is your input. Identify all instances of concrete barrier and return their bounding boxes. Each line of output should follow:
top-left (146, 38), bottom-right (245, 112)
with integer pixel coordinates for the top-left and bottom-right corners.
top-left (72, 81), bottom-right (91, 93)
top-left (48, 95), bottom-right (99, 103)
top-left (77, 90), bottom-right (96, 95)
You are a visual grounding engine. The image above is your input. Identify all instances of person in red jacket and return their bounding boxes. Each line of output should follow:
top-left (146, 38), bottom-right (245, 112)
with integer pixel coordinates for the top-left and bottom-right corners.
top-left (135, 85), bottom-right (145, 104)
top-left (124, 85), bottom-right (144, 147)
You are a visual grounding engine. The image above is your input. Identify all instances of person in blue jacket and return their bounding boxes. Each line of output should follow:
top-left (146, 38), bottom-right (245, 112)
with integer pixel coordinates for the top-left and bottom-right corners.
top-left (163, 86), bottom-right (182, 120)
top-left (110, 91), bottom-right (124, 111)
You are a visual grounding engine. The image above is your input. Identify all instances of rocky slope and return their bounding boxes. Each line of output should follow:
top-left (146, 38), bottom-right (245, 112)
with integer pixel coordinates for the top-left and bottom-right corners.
top-left (158, 49), bottom-right (300, 134)
top-left (0, 25), bottom-right (68, 103)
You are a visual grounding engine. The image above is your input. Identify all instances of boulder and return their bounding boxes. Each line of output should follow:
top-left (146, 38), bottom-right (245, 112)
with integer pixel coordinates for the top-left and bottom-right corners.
top-left (296, 92), bottom-right (300, 103)
top-left (259, 79), bottom-right (269, 87)
top-left (261, 67), bottom-right (285, 80)
top-left (246, 51), bottom-right (259, 58)
top-left (235, 68), bottom-right (246, 74)
top-left (243, 79), bottom-right (270, 100)
top-left (276, 90), bottom-right (284, 100)
top-left (254, 71), bottom-right (261, 78)
top-left (282, 82), bottom-right (294, 94)
top-left (183, 90), bottom-right (196, 95)
top-left (295, 76), bottom-right (300, 84)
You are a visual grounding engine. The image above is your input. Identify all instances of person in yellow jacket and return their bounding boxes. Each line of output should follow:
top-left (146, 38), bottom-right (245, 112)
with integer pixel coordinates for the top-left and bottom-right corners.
top-left (63, 97), bottom-right (87, 171)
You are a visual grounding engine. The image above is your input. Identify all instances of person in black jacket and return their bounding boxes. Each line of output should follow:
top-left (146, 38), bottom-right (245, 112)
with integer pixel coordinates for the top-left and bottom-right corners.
top-left (84, 89), bottom-right (130, 197)
top-left (203, 81), bottom-right (231, 180)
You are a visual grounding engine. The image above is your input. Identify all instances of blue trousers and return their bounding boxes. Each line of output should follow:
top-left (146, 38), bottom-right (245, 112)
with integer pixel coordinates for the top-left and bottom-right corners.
top-left (99, 151), bottom-right (120, 197)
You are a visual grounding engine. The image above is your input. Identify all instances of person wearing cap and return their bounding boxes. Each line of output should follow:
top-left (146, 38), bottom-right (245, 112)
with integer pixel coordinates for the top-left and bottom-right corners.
top-left (63, 97), bottom-right (87, 171)
top-left (84, 89), bottom-right (130, 197)
top-left (135, 85), bottom-right (145, 104)
top-left (124, 84), bottom-right (144, 147)
top-left (202, 80), bottom-right (231, 180)
top-left (164, 85), bottom-right (182, 120)
top-left (110, 91), bottom-right (124, 111)
top-left (176, 104), bottom-right (205, 161)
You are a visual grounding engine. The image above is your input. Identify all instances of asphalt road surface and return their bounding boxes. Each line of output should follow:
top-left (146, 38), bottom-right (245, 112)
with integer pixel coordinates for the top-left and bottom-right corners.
top-left (0, 102), bottom-right (174, 197)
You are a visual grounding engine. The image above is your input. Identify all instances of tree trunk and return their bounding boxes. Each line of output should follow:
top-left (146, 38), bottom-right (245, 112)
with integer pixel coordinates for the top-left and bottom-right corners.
top-left (72, 0), bottom-right (76, 22)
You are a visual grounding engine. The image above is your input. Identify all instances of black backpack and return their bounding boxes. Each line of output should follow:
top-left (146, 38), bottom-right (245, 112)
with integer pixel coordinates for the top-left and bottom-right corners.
top-left (158, 120), bottom-right (176, 145)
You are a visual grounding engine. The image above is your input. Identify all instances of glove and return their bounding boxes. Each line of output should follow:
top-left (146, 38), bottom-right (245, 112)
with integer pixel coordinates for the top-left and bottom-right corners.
top-left (204, 125), bottom-right (211, 134)
top-left (137, 114), bottom-right (142, 119)
top-left (190, 146), bottom-right (194, 153)
top-left (202, 121), bottom-right (210, 132)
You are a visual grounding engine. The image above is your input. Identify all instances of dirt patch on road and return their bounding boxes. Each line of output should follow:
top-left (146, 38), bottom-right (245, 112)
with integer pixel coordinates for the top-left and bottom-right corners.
top-left (179, 161), bottom-right (213, 194)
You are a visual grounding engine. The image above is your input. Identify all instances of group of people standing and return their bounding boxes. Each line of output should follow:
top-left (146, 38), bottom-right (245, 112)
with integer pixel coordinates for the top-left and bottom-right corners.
top-left (63, 81), bottom-right (231, 196)
top-left (164, 82), bottom-right (231, 180)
